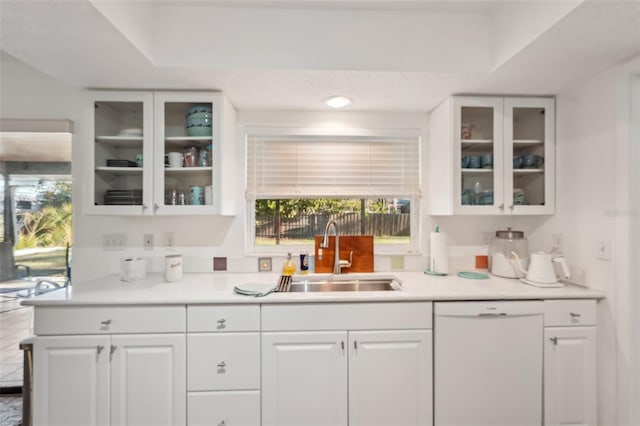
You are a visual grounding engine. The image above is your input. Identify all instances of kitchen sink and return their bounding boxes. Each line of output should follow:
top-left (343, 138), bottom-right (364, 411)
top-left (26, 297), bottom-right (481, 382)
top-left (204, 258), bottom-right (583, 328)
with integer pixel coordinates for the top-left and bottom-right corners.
top-left (289, 276), bottom-right (402, 292)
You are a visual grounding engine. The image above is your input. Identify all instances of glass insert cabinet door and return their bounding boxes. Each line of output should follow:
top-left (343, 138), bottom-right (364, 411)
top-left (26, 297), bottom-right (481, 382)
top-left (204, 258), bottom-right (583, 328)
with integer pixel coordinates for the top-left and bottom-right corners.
top-left (90, 91), bottom-right (154, 215)
top-left (153, 93), bottom-right (219, 215)
top-left (454, 97), bottom-right (505, 214)
top-left (504, 98), bottom-right (555, 215)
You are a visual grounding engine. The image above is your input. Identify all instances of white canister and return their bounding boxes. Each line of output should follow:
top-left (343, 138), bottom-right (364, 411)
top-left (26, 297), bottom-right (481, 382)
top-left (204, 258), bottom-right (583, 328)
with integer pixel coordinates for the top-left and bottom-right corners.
top-left (164, 254), bottom-right (183, 282)
top-left (120, 257), bottom-right (146, 282)
top-left (168, 152), bottom-right (184, 168)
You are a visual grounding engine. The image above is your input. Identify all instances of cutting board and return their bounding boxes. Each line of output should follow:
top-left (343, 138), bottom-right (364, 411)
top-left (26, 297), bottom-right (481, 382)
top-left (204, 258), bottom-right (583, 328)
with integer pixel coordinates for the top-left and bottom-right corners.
top-left (314, 235), bottom-right (374, 273)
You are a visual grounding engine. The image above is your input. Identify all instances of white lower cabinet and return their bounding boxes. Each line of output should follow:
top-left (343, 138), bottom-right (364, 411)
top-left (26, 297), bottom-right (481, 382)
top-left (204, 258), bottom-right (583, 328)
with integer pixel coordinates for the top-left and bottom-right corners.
top-left (261, 302), bottom-right (433, 426)
top-left (188, 390), bottom-right (261, 426)
top-left (348, 330), bottom-right (432, 426)
top-left (34, 333), bottom-right (186, 426)
top-left (544, 300), bottom-right (597, 426)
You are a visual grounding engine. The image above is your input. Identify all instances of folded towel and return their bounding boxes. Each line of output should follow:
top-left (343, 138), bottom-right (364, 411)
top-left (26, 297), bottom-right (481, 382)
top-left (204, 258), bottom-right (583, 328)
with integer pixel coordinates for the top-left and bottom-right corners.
top-left (233, 285), bottom-right (278, 297)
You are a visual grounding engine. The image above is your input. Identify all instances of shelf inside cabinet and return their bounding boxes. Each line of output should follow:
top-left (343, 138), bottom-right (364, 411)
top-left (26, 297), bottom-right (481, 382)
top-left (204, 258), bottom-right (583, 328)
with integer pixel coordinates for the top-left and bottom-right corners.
top-left (513, 139), bottom-right (543, 146)
top-left (513, 168), bottom-right (544, 174)
top-left (95, 166), bottom-right (143, 174)
top-left (462, 168), bottom-right (493, 173)
top-left (96, 136), bottom-right (144, 146)
top-left (165, 136), bottom-right (212, 150)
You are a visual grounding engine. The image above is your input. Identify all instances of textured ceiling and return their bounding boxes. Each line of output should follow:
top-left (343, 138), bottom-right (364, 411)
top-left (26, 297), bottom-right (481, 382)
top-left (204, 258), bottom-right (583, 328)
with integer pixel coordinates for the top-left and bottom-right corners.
top-left (0, 0), bottom-right (639, 112)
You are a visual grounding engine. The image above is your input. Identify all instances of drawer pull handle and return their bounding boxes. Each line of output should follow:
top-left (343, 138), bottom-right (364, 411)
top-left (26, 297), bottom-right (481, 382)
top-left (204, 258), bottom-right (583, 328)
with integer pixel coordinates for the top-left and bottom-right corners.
top-left (217, 361), bottom-right (226, 373)
top-left (569, 312), bottom-right (581, 318)
top-left (97, 345), bottom-right (105, 354)
top-left (110, 345), bottom-right (118, 361)
top-left (217, 319), bottom-right (226, 329)
top-left (218, 421), bottom-right (226, 426)
top-left (550, 337), bottom-right (558, 345)
top-left (101, 320), bottom-right (112, 325)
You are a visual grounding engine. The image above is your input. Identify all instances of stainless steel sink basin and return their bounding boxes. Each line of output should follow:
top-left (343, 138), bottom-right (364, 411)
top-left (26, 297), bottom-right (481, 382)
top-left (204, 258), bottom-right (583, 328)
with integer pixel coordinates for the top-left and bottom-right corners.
top-left (289, 276), bottom-right (401, 292)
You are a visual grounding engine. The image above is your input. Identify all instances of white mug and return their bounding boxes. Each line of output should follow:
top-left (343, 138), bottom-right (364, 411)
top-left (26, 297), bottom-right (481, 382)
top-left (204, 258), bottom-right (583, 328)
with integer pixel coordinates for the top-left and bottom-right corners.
top-left (164, 254), bottom-right (183, 282)
top-left (168, 152), bottom-right (184, 168)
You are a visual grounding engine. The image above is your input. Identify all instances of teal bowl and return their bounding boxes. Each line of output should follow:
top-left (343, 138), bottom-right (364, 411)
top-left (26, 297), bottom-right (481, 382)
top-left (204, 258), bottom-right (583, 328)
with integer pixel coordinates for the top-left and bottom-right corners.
top-left (187, 126), bottom-right (212, 137)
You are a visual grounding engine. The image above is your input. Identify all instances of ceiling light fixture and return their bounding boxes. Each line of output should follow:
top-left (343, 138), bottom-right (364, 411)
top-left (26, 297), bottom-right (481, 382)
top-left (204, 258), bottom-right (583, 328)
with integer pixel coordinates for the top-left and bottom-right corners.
top-left (326, 96), bottom-right (352, 109)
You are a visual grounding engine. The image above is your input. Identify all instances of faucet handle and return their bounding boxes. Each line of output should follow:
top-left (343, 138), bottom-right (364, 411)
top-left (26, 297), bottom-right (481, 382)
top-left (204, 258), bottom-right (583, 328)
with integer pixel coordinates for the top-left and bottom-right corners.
top-left (339, 251), bottom-right (354, 270)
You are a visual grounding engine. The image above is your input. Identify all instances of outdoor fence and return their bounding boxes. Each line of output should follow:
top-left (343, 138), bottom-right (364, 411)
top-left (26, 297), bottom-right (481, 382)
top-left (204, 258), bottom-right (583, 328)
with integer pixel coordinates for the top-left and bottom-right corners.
top-left (256, 212), bottom-right (410, 242)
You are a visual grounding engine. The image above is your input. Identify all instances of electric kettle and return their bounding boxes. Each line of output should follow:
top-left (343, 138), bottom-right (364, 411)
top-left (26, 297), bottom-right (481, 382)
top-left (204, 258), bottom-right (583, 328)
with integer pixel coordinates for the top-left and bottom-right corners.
top-left (488, 228), bottom-right (529, 278)
top-left (511, 251), bottom-right (571, 287)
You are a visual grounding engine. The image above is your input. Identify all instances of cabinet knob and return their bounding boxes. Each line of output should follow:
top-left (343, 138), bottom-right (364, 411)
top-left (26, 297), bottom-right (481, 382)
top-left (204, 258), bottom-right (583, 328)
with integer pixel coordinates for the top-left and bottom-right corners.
top-left (549, 337), bottom-right (558, 345)
top-left (110, 345), bottom-right (118, 361)
top-left (97, 345), bottom-right (105, 354)
top-left (142, 204), bottom-right (148, 210)
top-left (509, 204), bottom-right (514, 211)
top-left (154, 203), bottom-right (159, 212)
top-left (499, 203), bottom-right (505, 210)
top-left (218, 421), bottom-right (226, 426)
top-left (217, 319), bottom-right (226, 329)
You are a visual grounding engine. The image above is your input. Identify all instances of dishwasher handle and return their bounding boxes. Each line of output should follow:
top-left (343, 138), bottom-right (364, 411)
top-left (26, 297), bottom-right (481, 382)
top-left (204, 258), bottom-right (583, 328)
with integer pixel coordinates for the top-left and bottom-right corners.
top-left (478, 312), bottom-right (507, 317)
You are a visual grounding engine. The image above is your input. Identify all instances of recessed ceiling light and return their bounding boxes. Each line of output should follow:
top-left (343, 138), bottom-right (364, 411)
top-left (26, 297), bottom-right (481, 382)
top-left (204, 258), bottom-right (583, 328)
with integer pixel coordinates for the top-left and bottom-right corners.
top-left (326, 96), bottom-right (352, 109)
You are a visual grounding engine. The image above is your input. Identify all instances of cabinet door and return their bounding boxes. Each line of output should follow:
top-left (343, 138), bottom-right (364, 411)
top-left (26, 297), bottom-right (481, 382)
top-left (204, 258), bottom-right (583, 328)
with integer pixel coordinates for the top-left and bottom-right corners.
top-left (544, 327), bottom-right (596, 426)
top-left (110, 334), bottom-right (186, 426)
top-left (261, 331), bottom-right (348, 426)
top-left (349, 330), bottom-right (432, 426)
top-left (33, 335), bottom-right (110, 426)
top-left (153, 92), bottom-right (224, 215)
top-left (504, 97), bottom-right (555, 214)
top-left (87, 90), bottom-right (154, 215)
top-left (453, 96), bottom-right (505, 214)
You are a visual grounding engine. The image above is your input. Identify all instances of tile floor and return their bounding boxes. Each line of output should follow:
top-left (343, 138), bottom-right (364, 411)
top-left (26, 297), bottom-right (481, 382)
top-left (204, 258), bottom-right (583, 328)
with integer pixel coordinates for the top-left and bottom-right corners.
top-left (0, 289), bottom-right (33, 389)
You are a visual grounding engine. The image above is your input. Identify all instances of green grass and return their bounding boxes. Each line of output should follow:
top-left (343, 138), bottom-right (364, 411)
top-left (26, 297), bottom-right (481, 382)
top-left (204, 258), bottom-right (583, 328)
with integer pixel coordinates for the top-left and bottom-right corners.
top-left (14, 247), bottom-right (68, 277)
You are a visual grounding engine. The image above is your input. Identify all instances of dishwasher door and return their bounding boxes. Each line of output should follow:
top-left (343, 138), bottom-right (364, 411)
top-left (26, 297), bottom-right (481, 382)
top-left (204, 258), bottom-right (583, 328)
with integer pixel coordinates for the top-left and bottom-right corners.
top-left (434, 301), bottom-right (543, 426)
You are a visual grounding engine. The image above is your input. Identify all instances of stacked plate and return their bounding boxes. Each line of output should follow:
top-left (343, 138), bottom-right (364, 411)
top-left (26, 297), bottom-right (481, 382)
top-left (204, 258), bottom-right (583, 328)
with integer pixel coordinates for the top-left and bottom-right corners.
top-left (513, 188), bottom-right (528, 205)
top-left (186, 104), bottom-right (212, 137)
top-left (104, 189), bottom-right (143, 205)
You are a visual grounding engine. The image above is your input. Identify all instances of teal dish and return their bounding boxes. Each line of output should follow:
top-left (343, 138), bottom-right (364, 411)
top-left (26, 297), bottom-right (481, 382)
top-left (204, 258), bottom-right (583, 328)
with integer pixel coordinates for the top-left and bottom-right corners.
top-left (187, 112), bottom-right (212, 121)
top-left (186, 104), bottom-right (212, 118)
top-left (187, 126), bottom-right (212, 137)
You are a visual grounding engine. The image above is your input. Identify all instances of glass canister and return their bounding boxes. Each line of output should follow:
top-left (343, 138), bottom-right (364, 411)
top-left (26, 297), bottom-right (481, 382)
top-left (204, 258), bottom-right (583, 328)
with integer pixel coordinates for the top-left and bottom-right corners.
top-left (488, 228), bottom-right (529, 278)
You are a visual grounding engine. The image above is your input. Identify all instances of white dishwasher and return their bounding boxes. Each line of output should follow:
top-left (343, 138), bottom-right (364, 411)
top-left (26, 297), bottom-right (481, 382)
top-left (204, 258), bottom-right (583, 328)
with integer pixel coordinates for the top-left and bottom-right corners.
top-left (434, 301), bottom-right (543, 426)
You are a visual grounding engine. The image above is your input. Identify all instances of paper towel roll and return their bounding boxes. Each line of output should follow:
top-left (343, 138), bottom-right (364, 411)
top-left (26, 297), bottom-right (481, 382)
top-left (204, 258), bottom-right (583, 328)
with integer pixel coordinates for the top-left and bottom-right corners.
top-left (430, 231), bottom-right (449, 274)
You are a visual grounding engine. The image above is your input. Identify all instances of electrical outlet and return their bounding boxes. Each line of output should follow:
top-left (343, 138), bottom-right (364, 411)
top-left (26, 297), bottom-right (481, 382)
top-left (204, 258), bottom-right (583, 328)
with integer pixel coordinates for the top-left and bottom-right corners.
top-left (164, 232), bottom-right (175, 248)
top-left (596, 240), bottom-right (612, 260)
top-left (552, 233), bottom-right (563, 251)
top-left (481, 232), bottom-right (493, 246)
top-left (144, 234), bottom-right (153, 250)
top-left (102, 233), bottom-right (126, 250)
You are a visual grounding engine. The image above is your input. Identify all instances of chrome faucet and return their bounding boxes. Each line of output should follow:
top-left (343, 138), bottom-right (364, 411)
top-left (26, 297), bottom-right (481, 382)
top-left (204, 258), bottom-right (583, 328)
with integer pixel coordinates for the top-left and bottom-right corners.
top-left (320, 218), bottom-right (352, 274)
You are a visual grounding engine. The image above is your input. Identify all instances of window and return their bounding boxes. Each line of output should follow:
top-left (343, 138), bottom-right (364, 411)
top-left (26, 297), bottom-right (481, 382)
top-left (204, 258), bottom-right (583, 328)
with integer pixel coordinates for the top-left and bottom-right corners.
top-left (246, 128), bottom-right (421, 253)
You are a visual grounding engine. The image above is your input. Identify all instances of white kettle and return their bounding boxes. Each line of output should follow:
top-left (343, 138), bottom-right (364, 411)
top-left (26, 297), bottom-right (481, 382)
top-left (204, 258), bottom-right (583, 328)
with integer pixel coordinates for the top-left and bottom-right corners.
top-left (511, 251), bottom-right (571, 287)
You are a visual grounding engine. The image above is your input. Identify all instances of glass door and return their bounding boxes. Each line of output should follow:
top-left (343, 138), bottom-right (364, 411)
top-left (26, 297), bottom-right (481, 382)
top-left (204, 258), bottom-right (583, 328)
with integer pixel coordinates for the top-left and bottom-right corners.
top-left (504, 98), bottom-right (555, 215)
top-left (90, 92), bottom-right (153, 215)
top-left (454, 97), bottom-right (504, 214)
top-left (153, 93), bottom-right (218, 215)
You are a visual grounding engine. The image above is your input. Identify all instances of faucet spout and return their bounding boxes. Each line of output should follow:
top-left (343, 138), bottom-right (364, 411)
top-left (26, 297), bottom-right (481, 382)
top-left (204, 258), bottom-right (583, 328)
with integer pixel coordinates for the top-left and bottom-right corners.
top-left (320, 219), bottom-right (342, 274)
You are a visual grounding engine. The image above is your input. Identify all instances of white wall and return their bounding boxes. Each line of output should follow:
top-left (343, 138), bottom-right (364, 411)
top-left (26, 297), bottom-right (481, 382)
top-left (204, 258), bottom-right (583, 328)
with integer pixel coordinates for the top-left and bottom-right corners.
top-left (528, 55), bottom-right (640, 426)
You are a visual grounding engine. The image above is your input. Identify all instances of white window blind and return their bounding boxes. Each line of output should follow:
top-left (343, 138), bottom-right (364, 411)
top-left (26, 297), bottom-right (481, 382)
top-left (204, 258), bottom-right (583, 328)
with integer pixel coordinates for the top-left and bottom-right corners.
top-left (246, 133), bottom-right (420, 199)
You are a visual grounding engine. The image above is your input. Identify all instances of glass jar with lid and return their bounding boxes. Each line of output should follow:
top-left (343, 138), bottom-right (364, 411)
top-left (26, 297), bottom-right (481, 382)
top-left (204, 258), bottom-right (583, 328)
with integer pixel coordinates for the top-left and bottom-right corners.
top-left (488, 228), bottom-right (529, 278)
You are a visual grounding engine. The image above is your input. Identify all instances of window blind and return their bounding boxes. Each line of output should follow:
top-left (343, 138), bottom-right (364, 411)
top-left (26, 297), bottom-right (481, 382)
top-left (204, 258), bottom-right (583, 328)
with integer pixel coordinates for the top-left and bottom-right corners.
top-left (246, 133), bottom-right (420, 199)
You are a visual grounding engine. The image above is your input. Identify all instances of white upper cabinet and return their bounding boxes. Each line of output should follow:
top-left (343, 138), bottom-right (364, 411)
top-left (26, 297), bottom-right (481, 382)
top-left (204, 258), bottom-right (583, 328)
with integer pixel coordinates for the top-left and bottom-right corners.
top-left (429, 96), bottom-right (555, 215)
top-left (85, 91), bottom-right (236, 216)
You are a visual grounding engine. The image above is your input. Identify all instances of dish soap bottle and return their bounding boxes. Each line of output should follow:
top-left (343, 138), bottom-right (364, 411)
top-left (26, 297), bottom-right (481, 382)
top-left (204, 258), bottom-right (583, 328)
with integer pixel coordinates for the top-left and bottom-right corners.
top-left (282, 252), bottom-right (296, 276)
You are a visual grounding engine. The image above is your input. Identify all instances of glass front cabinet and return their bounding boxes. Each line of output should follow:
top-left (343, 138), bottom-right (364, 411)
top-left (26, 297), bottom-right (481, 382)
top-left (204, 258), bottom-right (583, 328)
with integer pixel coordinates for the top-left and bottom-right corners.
top-left (86, 91), bottom-right (236, 216)
top-left (429, 96), bottom-right (555, 215)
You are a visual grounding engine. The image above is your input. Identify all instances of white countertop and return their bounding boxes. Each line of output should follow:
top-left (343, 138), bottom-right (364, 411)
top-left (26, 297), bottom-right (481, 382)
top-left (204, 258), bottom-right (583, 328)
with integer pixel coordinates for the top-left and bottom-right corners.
top-left (21, 271), bottom-right (604, 306)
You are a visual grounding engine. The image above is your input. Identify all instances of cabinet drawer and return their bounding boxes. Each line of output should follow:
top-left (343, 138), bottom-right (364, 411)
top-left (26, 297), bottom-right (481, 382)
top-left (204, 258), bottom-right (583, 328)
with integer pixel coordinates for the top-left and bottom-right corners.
top-left (262, 302), bottom-right (432, 331)
top-left (187, 333), bottom-right (260, 391)
top-left (544, 299), bottom-right (596, 326)
top-left (187, 390), bottom-right (260, 426)
top-left (187, 305), bottom-right (260, 332)
top-left (34, 306), bottom-right (186, 335)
